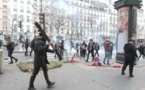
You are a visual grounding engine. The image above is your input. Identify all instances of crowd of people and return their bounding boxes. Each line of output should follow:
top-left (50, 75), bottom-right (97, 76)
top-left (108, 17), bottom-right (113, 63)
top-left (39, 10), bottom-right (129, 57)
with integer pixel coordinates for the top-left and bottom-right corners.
top-left (74, 39), bottom-right (114, 65)
top-left (0, 36), bottom-right (144, 90)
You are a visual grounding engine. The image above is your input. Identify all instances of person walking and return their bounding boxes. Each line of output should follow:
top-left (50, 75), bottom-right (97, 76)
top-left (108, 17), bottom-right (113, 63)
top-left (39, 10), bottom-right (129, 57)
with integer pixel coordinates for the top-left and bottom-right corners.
top-left (94, 42), bottom-right (100, 57)
top-left (28, 33), bottom-right (55, 90)
top-left (121, 39), bottom-right (138, 77)
top-left (81, 41), bottom-right (87, 57)
top-left (137, 43), bottom-right (144, 60)
top-left (103, 40), bottom-right (111, 65)
top-left (59, 40), bottom-right (64, 57)
top-left (109, 42), bottom-right (114, 59)
top-left (6, 36), bottom-right (18, 64)
top-left (25, 39), bottom-right (29, 56)
top-left (29, 38), bottom-right (36, 56)
top-left (85, 39), bottom-right (95, 62)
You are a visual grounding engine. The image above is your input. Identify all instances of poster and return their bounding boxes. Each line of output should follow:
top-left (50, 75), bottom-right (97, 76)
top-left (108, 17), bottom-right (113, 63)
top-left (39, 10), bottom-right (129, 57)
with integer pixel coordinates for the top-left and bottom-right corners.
top-left (118, 7), bottom-right (129, 33)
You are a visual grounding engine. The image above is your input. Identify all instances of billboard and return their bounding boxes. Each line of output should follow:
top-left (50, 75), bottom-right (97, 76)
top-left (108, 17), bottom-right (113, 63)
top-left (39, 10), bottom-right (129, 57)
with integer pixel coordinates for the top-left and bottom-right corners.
top-left (118, 7), bottom-right (129, 33)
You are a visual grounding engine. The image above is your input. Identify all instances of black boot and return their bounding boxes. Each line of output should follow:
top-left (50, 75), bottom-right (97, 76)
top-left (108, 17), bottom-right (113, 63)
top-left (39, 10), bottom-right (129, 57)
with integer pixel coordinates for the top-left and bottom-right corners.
top-left (47, 81), bottom-right (55, 88)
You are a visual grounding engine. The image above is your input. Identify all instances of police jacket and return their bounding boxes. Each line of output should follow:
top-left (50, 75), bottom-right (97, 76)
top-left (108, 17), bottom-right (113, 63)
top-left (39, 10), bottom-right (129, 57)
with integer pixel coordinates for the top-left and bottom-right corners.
top-left (124, 42), bottom-right (138, 60)
top-left (34, 39), bottom-right (54, 66)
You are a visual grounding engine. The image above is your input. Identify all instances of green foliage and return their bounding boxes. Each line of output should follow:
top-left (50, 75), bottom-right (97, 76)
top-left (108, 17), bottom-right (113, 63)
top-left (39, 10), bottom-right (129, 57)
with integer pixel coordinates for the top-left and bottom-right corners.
top-left (17, 61), bottom-right (62, 72)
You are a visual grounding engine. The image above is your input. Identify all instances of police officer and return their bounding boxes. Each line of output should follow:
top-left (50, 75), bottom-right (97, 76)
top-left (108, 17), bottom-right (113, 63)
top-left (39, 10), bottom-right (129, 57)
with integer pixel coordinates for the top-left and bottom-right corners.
top-left (28, 33), bottom-right (55, 90)
top-left (121, 39), bottom-right (138, 77)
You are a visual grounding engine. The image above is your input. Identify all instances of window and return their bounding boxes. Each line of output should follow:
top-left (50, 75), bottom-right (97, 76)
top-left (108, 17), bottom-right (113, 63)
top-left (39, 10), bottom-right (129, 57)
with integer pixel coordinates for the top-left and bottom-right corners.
top-left (13, 14), bottom-right (17, 20)
top-left (20, 0), bottom-right (24, 3)
top-left (3, 22), bottom-right (7, 29)
top-left (13, 24), bottom-right (17, 31)
top-left (3, 1), bottom-right (7, 8)
top-left (20, 6), bottom-right (24, 12)
top-left (27, 16), bottom-right (30, 22)
top-left (14, 5), bottom-right (17, 12)
top-left (27, 7), bottom-right (30, 13)
top-left (14, 0), bottom-right (17, 2)
top-left (20, 15), bottom-right (24, 21)
top-left (3, 11), bottom-right (7, 18)
top-left (27, 25), bottom-right (30, 32)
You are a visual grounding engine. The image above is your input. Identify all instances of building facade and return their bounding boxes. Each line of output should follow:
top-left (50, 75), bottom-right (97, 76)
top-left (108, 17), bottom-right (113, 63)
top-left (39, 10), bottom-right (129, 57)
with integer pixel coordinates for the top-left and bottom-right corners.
top-left (45, 0), bottom-right (118, 41)
top-left (0, 0), bottom-right (10, 40)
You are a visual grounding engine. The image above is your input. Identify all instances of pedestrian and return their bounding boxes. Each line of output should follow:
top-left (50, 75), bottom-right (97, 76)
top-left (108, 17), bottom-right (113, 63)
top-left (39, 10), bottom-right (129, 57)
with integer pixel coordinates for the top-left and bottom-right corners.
top-left (81, 41), bottom-right (87, 57)
top-left (25, 39), bottom-right (29, 56)
top-left (94, 42), bottom-right (100, 57)
top-left (86, 39), bottom-right (95, 62)
top-left (121, 39), bottom-right (138, 77)
top-left (103, 40), bottom-right (111, 65)
top-left (59, 40), bottom-right (64, 57)
top-left (54, 42), bottom-right (59, 58)
top-left (6, 36), bottom-right (18, 64)
top-left (28, 33), bottom-right (55, 90)
top-left (76, 43), bottom-right (79, 56)
top-left (109, 42), bottom-right (114, 59)
top-left (0, 39), bottom-right (2, 49)
top-left (29, 37), bottom-right (36, 56)
top-left (136, 43), bottom-right (145, 60)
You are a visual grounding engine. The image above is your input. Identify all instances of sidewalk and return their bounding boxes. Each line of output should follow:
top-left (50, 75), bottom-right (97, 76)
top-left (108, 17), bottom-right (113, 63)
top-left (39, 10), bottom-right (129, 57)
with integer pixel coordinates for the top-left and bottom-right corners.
top-left (1, 60), bottom-right (145, 90)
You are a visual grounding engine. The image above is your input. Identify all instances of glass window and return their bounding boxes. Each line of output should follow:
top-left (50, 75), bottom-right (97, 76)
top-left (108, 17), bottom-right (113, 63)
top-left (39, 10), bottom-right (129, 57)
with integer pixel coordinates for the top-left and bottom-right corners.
top-left (13, 14), bottom-right (17, 20)
top-left (27, 25), bottom-right (30, 32)
top-left (20, 6), bottom-right (24, 12)
top-left (20, 0), bottom-right (24, 3)
top-left (27, 7), bottom-right (30, 13)
top-left (3, 22), bottom-right (7, 29)
top-left (3, 11), bottom-right (7, 18)
top-left (14, 0), bottom-right (17, 2)
top-left (20, 15), bottom-right (24, 21)
top-left (27, 16), bottom-right (30, 22)
top-left (3, 1), bottom-right (7, 8)
top-left (14, 5), bottom-right (17, 12)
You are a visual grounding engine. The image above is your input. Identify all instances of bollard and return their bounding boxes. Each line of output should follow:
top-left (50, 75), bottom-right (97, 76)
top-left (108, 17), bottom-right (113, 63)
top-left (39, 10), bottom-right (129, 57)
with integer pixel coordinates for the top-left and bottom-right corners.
top-left (0, 49), bottom-right (4, 74)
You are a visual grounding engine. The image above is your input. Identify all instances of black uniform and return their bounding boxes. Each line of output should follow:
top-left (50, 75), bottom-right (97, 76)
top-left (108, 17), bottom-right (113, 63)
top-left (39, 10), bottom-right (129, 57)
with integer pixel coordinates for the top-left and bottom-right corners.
top-left (28, 39), bottom-right (55, 90)
top-left (6, 41), bottom-right (18, 64)
top-left (122, 42), bottom-right (138, 77)
top-left (29, 39), bottom-right (35, 56)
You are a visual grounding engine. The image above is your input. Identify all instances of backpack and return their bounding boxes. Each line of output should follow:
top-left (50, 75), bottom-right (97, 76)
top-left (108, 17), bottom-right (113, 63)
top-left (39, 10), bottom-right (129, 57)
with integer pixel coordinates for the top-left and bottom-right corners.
top-left (82, 44), bottom-right (86, 49)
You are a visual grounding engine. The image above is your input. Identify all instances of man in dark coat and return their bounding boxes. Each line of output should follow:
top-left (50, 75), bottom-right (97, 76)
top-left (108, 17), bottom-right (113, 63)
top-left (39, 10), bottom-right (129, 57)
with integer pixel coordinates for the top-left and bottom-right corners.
top-left (25, 39), bottom-right (29, 56)
top-left (121, 39), bottom-right (138, 77)
top-left (28, 33), bottom-right (55, 90)
top-left (6, 37), bottom-right (18, 64)
top-left (86, 39), bottom-right (95, 62)
top-left (81, 41), bottom-right (87, 57)
top-left (29, 38), bottom-right (35, 56)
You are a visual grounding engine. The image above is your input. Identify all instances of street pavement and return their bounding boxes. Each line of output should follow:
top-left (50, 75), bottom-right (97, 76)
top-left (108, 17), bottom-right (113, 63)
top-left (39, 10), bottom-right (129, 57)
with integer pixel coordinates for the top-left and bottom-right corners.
top-left (1, 49), bottom-right (145, 90)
